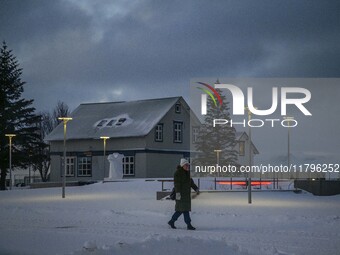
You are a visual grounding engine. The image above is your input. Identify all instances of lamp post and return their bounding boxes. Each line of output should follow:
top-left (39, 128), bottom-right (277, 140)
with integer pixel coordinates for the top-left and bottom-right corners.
top-left (5, 134), bottom-right (16, 190)
top-left (214, 149), bottom-right (222, 178)
top-left (100, 136), bottom-right (110, 179)
top-left (245, 107), bottom-right (252, 204)
top-left (283, 116), bottom-right (294, 180)
top-left (58, 117), bottom-right (72, 198)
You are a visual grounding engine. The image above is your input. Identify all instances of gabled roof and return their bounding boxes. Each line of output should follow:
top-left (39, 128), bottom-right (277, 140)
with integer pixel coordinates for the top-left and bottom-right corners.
top-left (235, 131), bottom-right (245, 140)
top-left (45, 97), bottom-right (183, 141)
top-left (235, 131), bottom-right (260, 154)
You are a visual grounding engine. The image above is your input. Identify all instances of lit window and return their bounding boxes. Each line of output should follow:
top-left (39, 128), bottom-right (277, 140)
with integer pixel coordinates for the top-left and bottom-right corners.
top-left (239, 141), bottom-right (245, 156)
top-left (123, 156), bottom-right (135, 176)
top-left (78, 157), bottom-right (92, 176)
top-left (155, 124), bottom-right (163, 142)
top-left (173, 121), bottom-right (183, 143)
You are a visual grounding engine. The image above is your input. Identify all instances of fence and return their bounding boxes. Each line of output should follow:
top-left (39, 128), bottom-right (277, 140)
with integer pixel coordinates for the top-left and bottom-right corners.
top-left (156, 177), bottom-right (296, 199)
top-left (159, 177), bottom-right (294, 191)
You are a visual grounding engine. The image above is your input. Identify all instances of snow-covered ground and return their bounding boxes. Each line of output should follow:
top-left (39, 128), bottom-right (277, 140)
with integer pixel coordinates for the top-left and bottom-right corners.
top-left (0, 180), bottom-right (339, 255)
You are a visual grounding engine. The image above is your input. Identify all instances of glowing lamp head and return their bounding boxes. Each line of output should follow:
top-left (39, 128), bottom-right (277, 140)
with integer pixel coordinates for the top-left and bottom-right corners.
top-left (58, 117), bottom-right (73, 121)
top-left (5, 134), bottom-right (16, 138)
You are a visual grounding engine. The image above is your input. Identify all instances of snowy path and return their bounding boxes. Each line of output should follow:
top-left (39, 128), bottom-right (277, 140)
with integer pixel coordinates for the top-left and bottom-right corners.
top-left (0, 180), bottom-right (339, 255)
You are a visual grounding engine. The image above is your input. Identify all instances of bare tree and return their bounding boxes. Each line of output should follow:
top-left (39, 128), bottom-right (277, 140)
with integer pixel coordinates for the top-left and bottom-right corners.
top-left (52, 101), bottom-right (70, 126)
top-left (40, 111), bottom-right (54, 137)
top-left (33, 102), bottom-right (70, 182)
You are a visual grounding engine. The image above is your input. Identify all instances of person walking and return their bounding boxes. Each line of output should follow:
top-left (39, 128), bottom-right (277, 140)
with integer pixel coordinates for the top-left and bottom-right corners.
top-left (168, 158), bottom-right (199, 230)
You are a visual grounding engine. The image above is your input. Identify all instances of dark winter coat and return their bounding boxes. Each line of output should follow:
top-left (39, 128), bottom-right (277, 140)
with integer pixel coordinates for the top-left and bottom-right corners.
top-left (174, 166), bottom-right (198, 212)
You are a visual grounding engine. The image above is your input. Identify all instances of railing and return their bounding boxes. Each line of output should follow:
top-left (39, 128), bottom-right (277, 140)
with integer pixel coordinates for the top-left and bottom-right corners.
top-left (157, 178), bottom-right (294, 192)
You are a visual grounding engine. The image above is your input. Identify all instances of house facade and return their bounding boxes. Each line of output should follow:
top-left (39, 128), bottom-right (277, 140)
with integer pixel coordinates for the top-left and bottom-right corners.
top-left (235, 131), bottom-right (259, 168)
top-left (46, 97), bottom-right (199, 182)
top-left (46, 97), bottom-right (259, 182)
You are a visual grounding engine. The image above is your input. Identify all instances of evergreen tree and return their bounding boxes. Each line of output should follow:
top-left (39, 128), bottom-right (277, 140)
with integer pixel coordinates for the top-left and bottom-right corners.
top-left (194, 86), bottom-right (238, 174)
top-left (0, 41), bottom-right (42, 190)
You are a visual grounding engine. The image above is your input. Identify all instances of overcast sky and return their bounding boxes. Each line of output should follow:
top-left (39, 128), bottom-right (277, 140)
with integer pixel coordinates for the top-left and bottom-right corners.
top-left (1, 0), bottom-right (339, 112)
top-left (1, 0), bottom-right (340, 168)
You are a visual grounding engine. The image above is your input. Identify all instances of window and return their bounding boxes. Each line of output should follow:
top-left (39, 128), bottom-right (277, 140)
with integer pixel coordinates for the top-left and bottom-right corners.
top-left (173, 121), bottom-right (183, 143)
top-left (239, 141), bottom-right (245, 156)
top-left (175, 103), bottom-right (181, 113)
top-left (192, 127), bottom-right (199, 143)
top-left (106, 119), bottom-right (116, 127)
top-left (95, 115), bottom-right (132, 128)
top-left (78, 157), bottom-right (92, 176)
top-left (96, 120), bottom-right (107, 127)
top-left (116, 118), bottom-right (126, 126)
top-left (155, 124), bottom-right (163, 142)
top-left (123, 156), bottom-right (135, 176)
top-left (61, 157), bottom-right (76, 177)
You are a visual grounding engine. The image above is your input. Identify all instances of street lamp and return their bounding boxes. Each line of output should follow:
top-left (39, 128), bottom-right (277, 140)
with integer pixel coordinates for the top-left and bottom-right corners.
top-left (5, 134), bottom-right (16, 190)
top-left (100, 136), bottom-right (110, 179)
top-left (283, 116), bottom-right (294, 179)
top-left (214, 149), bottom-right (222, 178)
top-left (58, 117), bottom-right (73, 198)
top-left (245, 107), bottom-right (252, 204)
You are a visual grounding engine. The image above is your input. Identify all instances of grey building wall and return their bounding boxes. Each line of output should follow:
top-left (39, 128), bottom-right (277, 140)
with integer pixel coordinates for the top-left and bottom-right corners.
top-left (145, 153), bottom-right (184, 178)
top-left (134, 152), bottom-right (146, 178)
top-left (48, 99), bottom-right (193, 181)
top-left (50, 155), bottom-right (61, 182)
top-left (50, 154), bottom-right (104, 182)
top-left (143, 99), bottom-right (191, 178)
top-left (145, 98), bottom-right (191, 151)
top-left (236, 134), bottom-right (255, 167)
top-left (50, 137), bottom-right (147, 153)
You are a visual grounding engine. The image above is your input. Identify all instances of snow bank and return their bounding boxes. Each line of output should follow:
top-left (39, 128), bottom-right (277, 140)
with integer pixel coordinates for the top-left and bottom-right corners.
top-left (72, 235), bottom-right (249, 255)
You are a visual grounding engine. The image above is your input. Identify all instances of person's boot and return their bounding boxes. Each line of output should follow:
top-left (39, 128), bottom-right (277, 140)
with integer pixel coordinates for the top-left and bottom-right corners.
top-left (187, 224), bottom-right (196, 230)
top-left (168, 220), bottom-right (176, 229)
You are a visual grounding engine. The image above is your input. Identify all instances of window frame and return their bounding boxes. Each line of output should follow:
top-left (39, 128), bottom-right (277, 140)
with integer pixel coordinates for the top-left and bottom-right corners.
top-left (96, 120), bottom-right (108, 127)
top-left (61, 156), bottom-right (76, 177)
top-left (175, 103), bottom-right (181, 113)
top-left (123, 156), bottom-right (135, 176)
top-left (77, 156), bottom-right (92, 177)
top-left (173, 121), bottom-right (183, 143)
top-left (192, 126), bottom-right (199, 144)
top-left (155, 123), bottom-right (164, 142)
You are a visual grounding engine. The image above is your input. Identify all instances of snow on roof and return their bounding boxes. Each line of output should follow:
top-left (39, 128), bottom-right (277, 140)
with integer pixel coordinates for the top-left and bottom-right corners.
top-left (45, 97), bottom-right (182, 141)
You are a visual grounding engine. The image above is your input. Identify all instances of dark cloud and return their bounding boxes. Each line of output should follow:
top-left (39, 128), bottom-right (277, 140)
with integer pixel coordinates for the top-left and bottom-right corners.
top-left (1, 0), bottom-right (339, 112)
